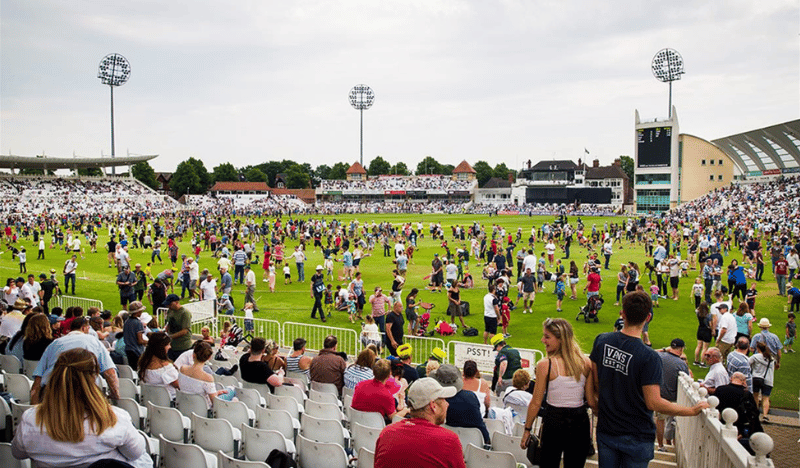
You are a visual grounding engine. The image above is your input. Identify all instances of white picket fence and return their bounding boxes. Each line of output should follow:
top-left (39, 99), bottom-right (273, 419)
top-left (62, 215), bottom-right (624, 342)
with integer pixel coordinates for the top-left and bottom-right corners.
top-left (675, 372), bottom-right (774, 468)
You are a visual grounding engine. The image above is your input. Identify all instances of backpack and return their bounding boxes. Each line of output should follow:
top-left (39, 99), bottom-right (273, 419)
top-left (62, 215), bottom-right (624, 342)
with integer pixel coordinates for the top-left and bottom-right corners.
top-left (462, 326), bottom-right (479, 337)
top-left (266, 448), bottom-right (297, 468)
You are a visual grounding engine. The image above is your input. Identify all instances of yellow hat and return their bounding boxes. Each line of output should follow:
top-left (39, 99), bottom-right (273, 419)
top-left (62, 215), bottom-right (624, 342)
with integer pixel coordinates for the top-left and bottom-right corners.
top-left (397, 343), bottom-right (413, 358)
top-left (431, 347), bottom-right (447, 362)
top-left (490, 334), bottom-right (506, 347)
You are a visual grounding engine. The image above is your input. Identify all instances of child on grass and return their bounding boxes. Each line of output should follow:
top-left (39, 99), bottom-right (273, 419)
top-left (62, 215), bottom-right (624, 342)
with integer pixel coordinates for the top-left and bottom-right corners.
top-left (555, 274), bottom-right (566, 312)
top-left (650, 280), bottom-right (660, 307)
top-left (243, 302), bottom-right (255, 334)
top-left (346, 293), bottom-right (358, 323)
top-left (268, 264), bottom-right (276, 292)
top-left (692, 277), bottom-right (705, 309)
top-left (324, 284), bottom-right (334, 318)
top-left (500, 296), bottom-right (511, 338)
top-left (784, 313), bottom-right (796, 353)
top-left (283, 264), bottom-right (291, 285)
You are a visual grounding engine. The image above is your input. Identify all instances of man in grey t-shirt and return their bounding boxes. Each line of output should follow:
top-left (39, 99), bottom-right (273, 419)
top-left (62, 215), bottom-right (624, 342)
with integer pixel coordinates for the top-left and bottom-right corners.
top-left (657, 338), bottom-right (690, 450)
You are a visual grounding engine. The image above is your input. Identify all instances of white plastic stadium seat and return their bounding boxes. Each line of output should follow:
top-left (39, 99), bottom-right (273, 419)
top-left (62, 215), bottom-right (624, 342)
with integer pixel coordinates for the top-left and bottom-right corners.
top-left (465, 443), bottom-right (516, 468)
top-left (141, 383), bottom-right (173, 408)
top-left (218, 450), bottom-right (270, 468)
top-left (297, 434), bottom-right (348, 468)
top-left (159, 435), bottom-right (217, 468)
top-left (356, 447), bottom-right (375, 468)
top-left (300, 413), bottom-right (349, 448)
top-left (191, 412), bottom-right (241, 458)
top-left (147, 401), bottom-right (190, 443)
top-left (213, 397), bottom-right (255, 429)
top-left (350, 421), bottom-right (380, 453)
top-left (241, 424), bottom-right (295, 461)
top-left (490, 431), bottom-right (530, 467)
top-left (5, 374), bottom-right (32, 404)
top-left (0, 442), bottom-right (31, 468)
top-left (115, 398), bottom-right (147, 431)
top-left (444, 424), bottom-right (486, 455)
top-left (176, 390), bottom-right (211, 419)
top-left (255, 406), bottom-right (299, 443)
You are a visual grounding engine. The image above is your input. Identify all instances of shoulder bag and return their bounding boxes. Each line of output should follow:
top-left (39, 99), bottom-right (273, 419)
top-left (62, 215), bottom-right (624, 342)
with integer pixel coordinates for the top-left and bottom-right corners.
top-left (526, 359), bottom-right (551, 466)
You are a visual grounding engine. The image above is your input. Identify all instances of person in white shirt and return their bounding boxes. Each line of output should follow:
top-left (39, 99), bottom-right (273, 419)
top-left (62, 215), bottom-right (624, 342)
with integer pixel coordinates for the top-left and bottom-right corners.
top-left (244, 265), bottom-right (258, 311)
top-left (715, 303), bottom-right (737, 360)
top-left (187, 257), bottom-right (200, 301)
top-left (483, 284), bottom-right (500, 344)
top-left (545, 241), bottom-right (556, 267)
top-left (20, 275), bottom-right (41, 307)
top-left (700, 347), bottom-right (730, 394)
top-left (63, 255), bottom-right (78, 295)
top-left (199, 272), bottom-right (217, 301)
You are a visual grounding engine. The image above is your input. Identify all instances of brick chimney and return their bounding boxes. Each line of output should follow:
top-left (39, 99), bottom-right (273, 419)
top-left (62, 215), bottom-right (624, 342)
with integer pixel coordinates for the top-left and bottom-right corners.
top-left (508, 172), bottom-right (515, 184)
top-left (593, 159), bottom-right (600, 168)
top-left (613, 158), bottom-right (621, 166)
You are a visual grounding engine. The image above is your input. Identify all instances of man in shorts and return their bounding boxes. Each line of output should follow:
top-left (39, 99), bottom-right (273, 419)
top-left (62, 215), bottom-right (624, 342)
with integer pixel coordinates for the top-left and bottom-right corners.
top-left (483, 284), bottom-right (500, 344)
top-left (430, 253), bottom-right (443, 292)
top-left (519, 267), bottom-right (536, 314)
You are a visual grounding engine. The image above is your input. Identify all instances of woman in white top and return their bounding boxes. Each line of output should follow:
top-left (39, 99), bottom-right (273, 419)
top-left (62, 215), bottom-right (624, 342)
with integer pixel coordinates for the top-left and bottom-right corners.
top-left (462, 360), bottom-right (491, 417)
top-left (12, 348), bottom-right (151, 468)
top-left (179, 341), bottom-right (234, 409)
top-left (138, 331), bottom-right (180, 400)
top-left (502, 369), bottom-right (534, 423)
top-left (521, 318), bottom-right (596, 468)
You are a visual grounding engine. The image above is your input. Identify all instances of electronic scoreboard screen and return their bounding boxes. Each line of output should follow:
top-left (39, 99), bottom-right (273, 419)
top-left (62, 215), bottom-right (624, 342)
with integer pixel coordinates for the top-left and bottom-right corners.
top-left (637, 127), bottom-right (672, 168)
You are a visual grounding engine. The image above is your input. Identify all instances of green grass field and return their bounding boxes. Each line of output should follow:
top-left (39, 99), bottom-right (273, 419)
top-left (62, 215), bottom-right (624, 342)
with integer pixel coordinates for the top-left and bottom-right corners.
top-left (4, 213), bottom-right (798, 409)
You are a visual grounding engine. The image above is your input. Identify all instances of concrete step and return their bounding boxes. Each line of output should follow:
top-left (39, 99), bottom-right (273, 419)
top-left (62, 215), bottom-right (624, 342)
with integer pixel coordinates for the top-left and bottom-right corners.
top-left (585, 458), bottom-right (677, 468)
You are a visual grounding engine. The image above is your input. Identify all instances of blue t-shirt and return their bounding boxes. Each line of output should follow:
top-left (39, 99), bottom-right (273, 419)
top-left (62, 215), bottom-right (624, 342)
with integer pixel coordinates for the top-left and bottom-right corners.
top-left (123, 317), bottom-right (145, 355)
top-left (590, 331), bottom-right (662, 439)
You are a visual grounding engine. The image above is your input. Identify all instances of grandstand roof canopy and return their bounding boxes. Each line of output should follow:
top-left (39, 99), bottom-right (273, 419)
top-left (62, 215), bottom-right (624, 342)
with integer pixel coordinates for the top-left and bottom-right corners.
top-left (210, 181), bottom-right (270, 192)
top-left (0, 154), bottom-right (157, 170)
top-left (711, 119), bottom-right (800, 173)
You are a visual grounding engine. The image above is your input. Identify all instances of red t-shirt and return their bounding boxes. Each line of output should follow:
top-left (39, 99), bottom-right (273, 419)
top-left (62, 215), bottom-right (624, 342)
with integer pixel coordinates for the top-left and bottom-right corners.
top-left (375, 418), bottom-right (466, 468)
top-left (775, 259), bottom-right (788, 275)
top-left (351, 379), bottom-right (395, 418)
top-left (587, 272), bottom-right (602, 292)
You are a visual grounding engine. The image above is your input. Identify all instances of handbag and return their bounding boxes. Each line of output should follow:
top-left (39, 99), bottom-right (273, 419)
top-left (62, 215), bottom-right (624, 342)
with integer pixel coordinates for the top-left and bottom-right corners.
top-left (526, 360), bottom-right (551, 466)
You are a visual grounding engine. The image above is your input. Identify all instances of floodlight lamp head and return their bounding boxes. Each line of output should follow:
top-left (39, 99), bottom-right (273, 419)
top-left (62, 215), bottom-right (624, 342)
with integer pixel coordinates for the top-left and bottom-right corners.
top-left (651, 48), bottom-right (684, 83)
top-left (349, 84), bottom-right (375, 110)
top-left (98, 53), bottom-right (131, 87)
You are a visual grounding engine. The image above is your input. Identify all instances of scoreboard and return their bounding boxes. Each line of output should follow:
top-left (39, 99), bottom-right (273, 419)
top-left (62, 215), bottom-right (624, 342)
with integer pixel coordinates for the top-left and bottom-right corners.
top-left (637, 126), bottom-right (672, 168)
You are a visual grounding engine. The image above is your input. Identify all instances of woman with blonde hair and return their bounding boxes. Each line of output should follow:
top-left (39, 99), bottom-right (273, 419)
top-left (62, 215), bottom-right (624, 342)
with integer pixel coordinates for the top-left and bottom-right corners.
top-left (11, 348), bottom-right (151, 467)
top-left (521, 318), bottom-right (595, 468)
top-left (263, 339), bottom-right (286, 372)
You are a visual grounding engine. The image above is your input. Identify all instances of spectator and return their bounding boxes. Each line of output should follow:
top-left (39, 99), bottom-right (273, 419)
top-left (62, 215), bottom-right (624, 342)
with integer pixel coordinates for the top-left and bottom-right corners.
top-left (714, 372), bottom-right (763, 455)
top-left (385, 300), bottom-right (405, 356)
top-left (374, 377), bottom-right (463, 468)
top-left (137, 332), bottom-right (180, 401)
top-left (344, 348), bottom-right (376, 390)
top-left (749, 341), bottom-right (776, 423)
top-left (123, 301), bottom-right (148, 371)
top-left (656, 338), bottom-right (690, 451)
top-left (22, 313), bottom-right (53, 361)
top-left (178, 341), bottom-right (235, 409)
top-left (239, 337), bottom-right (285, 392)
top-left (31, 316), bottom-right (119, 404)
top-left (701, 347), bottom-right (730, 394)
top-left (286, 338), bottom-right (312, 377)
top-left (309, 335), bottom-right (347, 394)
top-left (727, 337), bottom-right (753, 391)
top-left (430, 363), bottom-right (490, 444)
top-left (589, 291), bottom-right (707, 467)
top-left (351, 359), bottom-right (409, 423)
top-left (715, 303), bottom-right (736, 360)
top-left (162, 294), bottom-right (192, 361)
top-left (12, 348), bottom-right (151, 468)
top-left (749, 318), bottom-right (782, 372)
top-left (490, 334), bottom-right (522, 396)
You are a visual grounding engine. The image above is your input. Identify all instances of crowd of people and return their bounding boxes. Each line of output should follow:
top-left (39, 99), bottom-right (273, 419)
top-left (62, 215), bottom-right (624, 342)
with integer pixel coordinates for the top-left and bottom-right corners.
top-left (2, 174), bottom-right (798, 467)
top-left (320, 175), bottom-right (476, 193)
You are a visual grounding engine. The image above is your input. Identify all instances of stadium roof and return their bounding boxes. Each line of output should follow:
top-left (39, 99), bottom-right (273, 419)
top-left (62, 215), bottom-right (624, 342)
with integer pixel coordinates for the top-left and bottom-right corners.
top-left (0, 154), bottom-right (157, 170)
top-left (453, 160), bottom-right (476, 174)
top-left (711, 119), bottom-right (800, 173)
top-left (346, 162), bottom-right (367, 174)
top-left (209, 181), bottom-right (270, 192)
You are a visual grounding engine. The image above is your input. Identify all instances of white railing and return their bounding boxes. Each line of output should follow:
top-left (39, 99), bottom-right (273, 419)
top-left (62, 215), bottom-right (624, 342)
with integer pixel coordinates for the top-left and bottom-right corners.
top-left (54, 295), bottom-right (103, 313)
top-left (675, 372), bottom-right (774, 468)
top-left (282, 321), bottom-right (360, 358)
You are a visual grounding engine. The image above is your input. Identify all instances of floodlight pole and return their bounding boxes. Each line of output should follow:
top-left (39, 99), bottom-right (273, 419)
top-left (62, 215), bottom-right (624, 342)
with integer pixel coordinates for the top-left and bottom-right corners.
top-left (360, 108), bottom-right (364, 166)
top-left (110, 84), bottom-right (116, 175)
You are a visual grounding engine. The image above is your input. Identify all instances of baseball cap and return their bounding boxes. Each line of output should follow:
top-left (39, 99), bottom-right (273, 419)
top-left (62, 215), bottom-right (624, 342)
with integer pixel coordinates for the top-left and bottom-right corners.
top-left (670, 338), bottom-right (685, 349)
top-left (161, 294), bottom-right (181, 307)
top-left (39, 273), bottom-right (46, 279)
top-left (407, 377), bottom-right (457, 410)
top-left (717, 303), bottom-right (729, 310)
top-left (430, 364), bottom-right (463, 392)
top-left (397, 343), bottom-right (413, 358)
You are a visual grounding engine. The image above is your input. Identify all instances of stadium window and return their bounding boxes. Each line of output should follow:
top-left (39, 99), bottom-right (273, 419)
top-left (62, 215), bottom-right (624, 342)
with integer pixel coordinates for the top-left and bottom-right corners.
top-left (719, 159), bottom-right (723, 165)
top-left (710, 160), bottom-right (715, 165)
top-left (701, 159), bottom-right (706, 165)
top-left (718, 175), bottom-right (723, 181)
top-left (709, 175), bottom-right (714, 181)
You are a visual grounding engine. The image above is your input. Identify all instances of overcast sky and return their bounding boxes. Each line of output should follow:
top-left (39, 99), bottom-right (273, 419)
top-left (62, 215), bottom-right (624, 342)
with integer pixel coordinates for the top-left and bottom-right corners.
top-left (2, 1), bottom-right (798, 174)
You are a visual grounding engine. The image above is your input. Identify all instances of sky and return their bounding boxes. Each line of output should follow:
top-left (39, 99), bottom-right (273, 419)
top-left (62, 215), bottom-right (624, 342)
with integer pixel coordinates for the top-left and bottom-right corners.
top-left (1, 1), bottom-right (798, 174)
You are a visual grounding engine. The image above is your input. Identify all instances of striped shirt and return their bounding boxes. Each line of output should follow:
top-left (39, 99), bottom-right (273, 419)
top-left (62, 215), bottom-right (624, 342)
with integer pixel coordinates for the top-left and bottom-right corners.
top-left (286, 354), bottom-right (309, 376)
top-left (233, 250), bottom-right (248, 266)
top-left (344, 365), bottom-right (374, 389)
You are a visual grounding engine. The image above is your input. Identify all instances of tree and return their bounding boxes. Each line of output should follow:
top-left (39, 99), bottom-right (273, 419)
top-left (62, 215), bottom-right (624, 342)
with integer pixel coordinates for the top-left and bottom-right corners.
top-left (78, 168), bottom-right (103, 177)
top-left (131, 161), bottom-right (158, 189)
top-left (367, 156), bottom-right (391, 176)
top-left (244, 167), bottom-right (267, 182)
top-left (315, 164), bottom-right (332, 181)
top-left (19, 168), bottom-right (54, 175)
top-left (416, 156), bottom-right (442, 175)
top-left (170, 160), bottom-right (202, 195)
top-left (390, 162), bottom-right (410, 176)
top-left (185, 157), bottom-right (211, 190)
top-left (286, 165), bottom-right (310, 188)
top-left (620, 155), bottom-right (634, 182)
top-left (473, 160), bottom-right (494, 186)
top-left (493, 162), bottom-right (515, 181)
top-left (328, 162), bottom-right (349, 180)
top-left (212, 162), bottom-right (238, 183)
top-left (440, 164), bottom-right (454, 176)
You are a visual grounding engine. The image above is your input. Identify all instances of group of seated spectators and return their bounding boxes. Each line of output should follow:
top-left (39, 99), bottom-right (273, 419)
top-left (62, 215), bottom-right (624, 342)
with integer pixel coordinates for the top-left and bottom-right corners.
top-left (0, 176), bottom-right (179, 215)
top-left (319, 175), bottom-right (476, 193)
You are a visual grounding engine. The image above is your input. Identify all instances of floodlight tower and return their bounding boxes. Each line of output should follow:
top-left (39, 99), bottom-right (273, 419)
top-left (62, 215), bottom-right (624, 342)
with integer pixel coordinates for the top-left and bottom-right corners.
top-left (349, 84), bottom-right (375, 165)
top-left (97, 53), bottom-right (131, 175)
top-left (651, 49), bottom-right (684, 119)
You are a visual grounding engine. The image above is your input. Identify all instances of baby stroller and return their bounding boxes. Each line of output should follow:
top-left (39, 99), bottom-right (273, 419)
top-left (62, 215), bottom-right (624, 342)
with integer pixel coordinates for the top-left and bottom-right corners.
top-left (576, 294), bottom-right (603, 323)
top-left (416, 312), bottom-right (431, 336)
